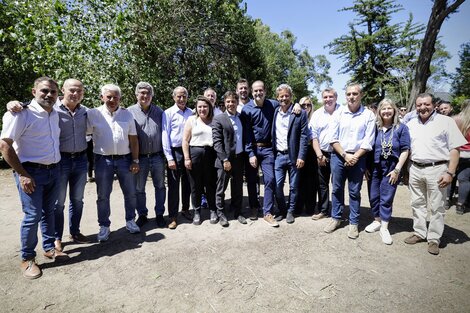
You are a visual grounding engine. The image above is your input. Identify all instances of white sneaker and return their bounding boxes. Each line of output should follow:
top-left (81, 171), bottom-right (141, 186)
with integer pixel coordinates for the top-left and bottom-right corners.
top-left (380, 227), bottom-right (393, 245)
top-left (347, 224), bottom-right (359, 239)
top-left (365, 220), bottom-right (381, 233)
top-left (97, 226), bottom-right (110, 242)
top-left (126, 220), bottom-right (140, 234)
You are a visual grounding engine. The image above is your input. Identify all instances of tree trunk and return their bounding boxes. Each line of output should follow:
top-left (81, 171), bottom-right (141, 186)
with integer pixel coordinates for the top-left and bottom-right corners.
top-left (407, 0), bottom-right (465, 110)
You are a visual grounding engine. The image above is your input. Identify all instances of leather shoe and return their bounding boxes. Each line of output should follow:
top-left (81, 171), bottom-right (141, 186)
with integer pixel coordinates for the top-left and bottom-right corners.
top-left (44, 249), bottom-right (69, 262)
top-left (156, 215), bottom-right (166, 228)
top-left (219, 213), bottom-right (229, 227)
top-left (404, 234), bottom-right (426, 245)
top-left (136, 215), bottom-right (148, 227)
top-left (21, 259), bottom-right (42, 279)
top-left (311, 212), bottom-right (327, 220)
top-left (54, 239), bottom-right (63, 252)
top-left (249, 207), bottom-right (259, 220)
top-left (275, 214), bottom-right (284, 222)
top-left (428, 241), bottom-right (440, 255)
top-left (70, 233), bottom-right (90, 244)
top-left (181, 210), bottom-right (193, 221)
top-left (286, 212), bottom-right (295, 224)
top-left (237, 215), bottom-right (247, 224)
top-left (168, 218), bottom-right (177, 230)
top-left (193, 210), bottom-right (201, 225)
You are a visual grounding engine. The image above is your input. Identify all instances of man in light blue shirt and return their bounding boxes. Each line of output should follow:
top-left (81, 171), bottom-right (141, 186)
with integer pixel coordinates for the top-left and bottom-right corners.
top-left (325, 83), bottom-right (376, 239)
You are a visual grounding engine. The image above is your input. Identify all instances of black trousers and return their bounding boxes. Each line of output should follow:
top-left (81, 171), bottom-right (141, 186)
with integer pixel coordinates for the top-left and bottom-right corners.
top-left (167, 147), bottom-right (191, 218)
top-left (187, 146), bottom-right (217, 211)
top-left (215, 154), bottom-right (244, 217)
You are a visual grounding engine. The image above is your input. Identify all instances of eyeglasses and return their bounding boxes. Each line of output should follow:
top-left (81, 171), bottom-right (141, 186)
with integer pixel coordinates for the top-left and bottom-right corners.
top-left (399, 108), bottom-right (407, 111)
top-left (301, 103), bottom-right (312, 108)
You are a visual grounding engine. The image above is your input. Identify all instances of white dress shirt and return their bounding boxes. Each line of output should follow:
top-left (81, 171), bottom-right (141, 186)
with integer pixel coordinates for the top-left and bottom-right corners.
top-left (275, 108), bottom-right (290, 152)
top-left (310, 104), bottom-right (342, 152)
top-left (162, 104), bottom-right (194, 161)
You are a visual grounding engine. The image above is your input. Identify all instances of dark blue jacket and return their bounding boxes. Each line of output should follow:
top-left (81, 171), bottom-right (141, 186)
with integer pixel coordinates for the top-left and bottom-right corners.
top-left (272, 105), bottom-right (309, 163)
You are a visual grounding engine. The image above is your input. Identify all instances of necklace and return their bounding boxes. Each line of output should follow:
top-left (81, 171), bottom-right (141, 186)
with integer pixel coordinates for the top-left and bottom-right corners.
top-left (381, 126), bottom-right (394, 159)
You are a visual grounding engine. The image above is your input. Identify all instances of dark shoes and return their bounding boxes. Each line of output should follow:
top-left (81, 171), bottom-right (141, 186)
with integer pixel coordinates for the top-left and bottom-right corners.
top-left (428, 242), bottom-right (440, 255)
top-left (249, 207), bottom-right (259, 220)
top-left (210, 211), bottom-right (219, 224)
top-left (404, 234), bottom-right (426, 245)
top-left (44, 249), bottom-right (69, 262)
top-left (286, 212), bottom-right (295, 224)
top-left (181, 210), bottom-right (193, 221)
top-left (456, 204), bottom-right (465, 215)
top-left (21, 259), bottom-right (42, 279)
top-left (136, 215), bottom-right (148, 227)
top-left (237, 215), bottom-right (247, 224)
top-left (156, 215), bottom-right (166, 228)
top-left (193, 211), bottom-right (201, 225)
top-left (70, 233), bottom-right (91, 244)
top-left (275, 214), bottom-right (284, 222)
top-left (219, 213), bottom-right (229, 227)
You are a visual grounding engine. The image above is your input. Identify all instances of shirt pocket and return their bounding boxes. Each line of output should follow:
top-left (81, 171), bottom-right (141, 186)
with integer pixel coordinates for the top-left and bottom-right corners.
top-left (113, 121), bottom-right (128, 141)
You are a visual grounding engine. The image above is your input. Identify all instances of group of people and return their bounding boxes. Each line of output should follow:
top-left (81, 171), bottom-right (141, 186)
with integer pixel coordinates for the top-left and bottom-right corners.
top-left (1, 76), bottom-right (468, 280)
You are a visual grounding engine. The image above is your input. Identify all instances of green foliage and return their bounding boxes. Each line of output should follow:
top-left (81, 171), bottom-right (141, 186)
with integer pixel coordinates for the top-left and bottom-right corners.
top-left (451, 42), bottom-right (470, 98)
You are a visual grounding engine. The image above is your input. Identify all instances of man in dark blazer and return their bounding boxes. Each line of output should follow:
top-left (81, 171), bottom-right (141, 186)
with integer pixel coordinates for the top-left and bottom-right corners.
top-left (272, 84), bottom-right (309, 223)
top-left (212, 91), bottom-right (247, 226)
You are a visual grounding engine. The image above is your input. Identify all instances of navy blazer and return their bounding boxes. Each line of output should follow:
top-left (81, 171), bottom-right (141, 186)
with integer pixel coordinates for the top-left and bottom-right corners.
top-left (272, 105), bottom-right (309, 163)
top-left (212, 113), bottom-right (244, 169)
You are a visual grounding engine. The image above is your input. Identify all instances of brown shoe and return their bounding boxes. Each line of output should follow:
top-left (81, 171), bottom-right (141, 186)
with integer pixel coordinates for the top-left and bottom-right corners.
top-left (404, 234), bottom-right (426, 245)
top-left (263, 214), bottom-right (279, 227)
top-left (312, 212), bottom-right (327, 220)
top-left (168, 218), bottom-right (177, 230)
top-left (44, 249), bottom-right (69, 261)
top-left (428, 242), bottom-right (440, 255)
top-left (21, 259), bottom-right (42, 279)
top-left (54, 239), bottom-right (63, 252)
top-left (70, 233), bottom-right (91, 244)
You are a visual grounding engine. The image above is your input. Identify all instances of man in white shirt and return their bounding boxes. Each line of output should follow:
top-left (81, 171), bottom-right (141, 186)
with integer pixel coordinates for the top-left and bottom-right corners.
top-left (0, 77), bottom-right (68, 279)
top-left (87, 84), bottom-right (141, 242)
top-left (310, 87), bottom-right (342, 220)
top-left (404, 93), bottom-right (466, 255)
top-left (325, 83), bottom-right (376, 239)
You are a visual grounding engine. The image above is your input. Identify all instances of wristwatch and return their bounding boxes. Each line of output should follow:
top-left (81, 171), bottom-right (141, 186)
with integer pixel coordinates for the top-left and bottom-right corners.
top-left (446, 171), bottom-right (455, 178)
top-left (341, 152), bottom-right (347, 158)
top-left (133, 159), bottom-right (140, 164)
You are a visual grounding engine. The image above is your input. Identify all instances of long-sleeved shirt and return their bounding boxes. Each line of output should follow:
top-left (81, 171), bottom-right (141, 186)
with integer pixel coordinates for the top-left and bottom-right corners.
top-left (162, 104), bottom-right (193, 161)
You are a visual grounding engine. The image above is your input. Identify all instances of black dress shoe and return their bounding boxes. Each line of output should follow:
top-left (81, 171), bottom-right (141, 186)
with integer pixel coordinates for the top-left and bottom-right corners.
top-left (136, 215), bottom-right (148, 227)
top-left (181, 210), bottom-right (193, 220)
top-left (275, 214), bottom-right (284, 222)
top-left (210, 211), bottom-right (219, 224)
top-left (237, 215), bottom-right (247, 224)
top-left (155, 215), bottom-right (166, 228)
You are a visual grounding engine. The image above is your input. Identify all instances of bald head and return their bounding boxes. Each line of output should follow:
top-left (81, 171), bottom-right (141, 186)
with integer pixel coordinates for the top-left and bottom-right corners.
top-left (62, 78), bottom-right (84, 109)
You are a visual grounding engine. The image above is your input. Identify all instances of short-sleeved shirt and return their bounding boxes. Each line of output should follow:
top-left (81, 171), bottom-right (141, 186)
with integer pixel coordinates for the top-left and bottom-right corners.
top-left (128, 103), bottom-right (164, 154)
top-left (373, 123), bottom-right (410, 163)
top-left (87, 105), bottom-right (137, 155)
top-left (330, 105), bottom-right (376, 152)
top-left (55, 101), bottom-right (88, 153)
top-left (1, 100), bottom-right (61, 164)
top-left (407, 111), bottom-right (467, 163)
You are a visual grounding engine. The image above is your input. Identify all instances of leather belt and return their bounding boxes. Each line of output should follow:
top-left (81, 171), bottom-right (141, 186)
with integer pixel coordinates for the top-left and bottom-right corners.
top-left (412, 160), bottom-right (447, 168)
top-left (139, 152), bottom-right (163, 158)
top-left (103, 154), bottom-right (129, 160)
top-left (255, 142), bottom-right (272, 148)
top-left (22, 162), bottom-right (58, 169)
top-left (277, 150), bottom-right (289, 155)
top-left (61, 150), bottom-right (87, 158)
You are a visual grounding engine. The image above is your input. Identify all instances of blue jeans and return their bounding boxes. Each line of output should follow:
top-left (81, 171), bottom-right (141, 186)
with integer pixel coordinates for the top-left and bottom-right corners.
top-left (369, 159), bottom-right (399, 222)
top-left (15, 165), bottom-right (59, 260)
top-left (94, 154), bottom-right (137, 227)
top-left (55, 153), bottom-right (88, 240)
top-left (253, 147), bottom-right (275, 215)
top-left (135, 153), bottom-right (166, 217)
top-left (275, 152), bottom-right (299, 214)
top-left (330, 153), bottom-right (366, 225)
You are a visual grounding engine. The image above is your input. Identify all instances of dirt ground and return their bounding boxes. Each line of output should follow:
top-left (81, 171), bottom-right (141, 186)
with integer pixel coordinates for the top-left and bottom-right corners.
top-left (0, 168), bottom-right (469, 313)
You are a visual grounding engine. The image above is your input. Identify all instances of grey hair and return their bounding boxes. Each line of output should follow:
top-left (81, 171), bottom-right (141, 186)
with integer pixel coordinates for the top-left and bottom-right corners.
top-left (135, 82), bottom-right (154, 96)
top-left (172, 86), bottom-right (188, 97)
top-left (275, 83), bottom-right (293, 96)
top-left (101, 84), bottom-right (121, 97)
top-left (322, 87), bottom-right (338, 98)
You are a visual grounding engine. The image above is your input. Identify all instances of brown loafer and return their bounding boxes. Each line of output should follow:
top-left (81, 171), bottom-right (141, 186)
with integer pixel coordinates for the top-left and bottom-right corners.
top-left (168, 218), bottom-right (177, 230)
top-left (44, 249), bottom-right (69, 261)
top-left (70, 233), bottom-right (91, 244)
top-left (428, 242), bottom-right (440, 255)
top-left (21, 259), bottom-right (42, 279)
top-left (312, 212), bottom-right (327, 220)
top-left (404, 234), bottom-right (426, 245)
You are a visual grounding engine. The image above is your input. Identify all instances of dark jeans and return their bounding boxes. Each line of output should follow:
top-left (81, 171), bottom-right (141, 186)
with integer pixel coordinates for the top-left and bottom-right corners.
top-left (167, 147), bottom-right (191, 218)
top-left (457, 157), bottom-right (470, 206)
top-left (275, 152), bottom-right (300, 214)
top-left (250, 147), bottom-right (275, 216)
top-left (369, 159), bottom-right (400, 222)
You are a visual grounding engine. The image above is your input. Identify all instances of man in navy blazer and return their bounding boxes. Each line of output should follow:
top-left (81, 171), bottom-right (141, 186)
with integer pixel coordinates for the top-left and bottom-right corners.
top-left (272, 84), bottom-right (309, 223)
top-left (212, 91), bottom-right (247, 226)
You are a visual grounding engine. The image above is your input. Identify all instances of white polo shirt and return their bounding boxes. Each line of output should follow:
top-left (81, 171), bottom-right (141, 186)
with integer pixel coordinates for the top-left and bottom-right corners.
top-left (1, 100), bottom-right (61, 164)
top-left (87, 105), bottom-right (137, 155)
top-left (407, 112), bottom-right (466, 163)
